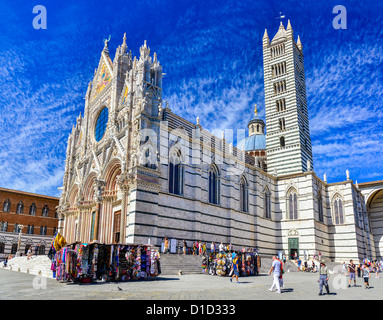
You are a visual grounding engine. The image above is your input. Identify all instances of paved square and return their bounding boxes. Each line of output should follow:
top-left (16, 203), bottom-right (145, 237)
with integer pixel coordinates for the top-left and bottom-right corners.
top-left (0, 268), bottom-right (381, 300)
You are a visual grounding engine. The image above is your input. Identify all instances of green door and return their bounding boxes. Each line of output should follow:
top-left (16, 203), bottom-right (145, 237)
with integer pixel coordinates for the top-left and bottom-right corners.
top-left (288, 237), bottom-right (299, 260)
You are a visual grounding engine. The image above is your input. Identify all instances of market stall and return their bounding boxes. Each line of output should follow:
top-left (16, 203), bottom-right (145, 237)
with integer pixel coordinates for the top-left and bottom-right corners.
top-left (203, 251), bottom-right (260, 277)
top-left (51, 242), bottom-right (160, 283)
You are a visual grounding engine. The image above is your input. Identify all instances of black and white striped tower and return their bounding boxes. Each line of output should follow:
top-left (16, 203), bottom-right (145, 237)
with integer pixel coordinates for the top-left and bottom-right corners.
top-left (262, 20), bottom-right (313, 176)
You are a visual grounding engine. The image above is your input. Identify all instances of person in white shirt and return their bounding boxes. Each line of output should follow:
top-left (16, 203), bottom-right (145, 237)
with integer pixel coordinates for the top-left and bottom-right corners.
top-left (210, 242), bottom-right (215, 253)
top-left (269, 256), bottom-right (282, 293)
top-left (219, 242), bottom-right (224, 252)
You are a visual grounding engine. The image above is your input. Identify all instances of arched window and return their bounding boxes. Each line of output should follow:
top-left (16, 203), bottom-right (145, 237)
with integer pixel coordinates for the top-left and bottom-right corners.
top-left (169, 150), bottom-right (184, 195)
top-left (42, 205), bottom-right (49, 217)
top-left (240, 176), bottom-right (249, 213)
top-left (16, 201), bottom-right (24, 214)
top-left (333, 196), bottom-right (344, 225)
top-left (264, 188), bottom-right (271, 219)
top-left (208, 164), bottom-right (220, 205)
top-left (94, 107), bottom-right (109, 142)
top-left (29, 203), bottom-right (36, 216)
top-left (3, 199), bottom-right (11, 212)
top-left (288, 190), bottom-right (298, 220)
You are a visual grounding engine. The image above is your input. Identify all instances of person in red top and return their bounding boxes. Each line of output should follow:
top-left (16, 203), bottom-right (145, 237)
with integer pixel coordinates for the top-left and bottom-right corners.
top-left (277, 257), bottom-right (284, 288)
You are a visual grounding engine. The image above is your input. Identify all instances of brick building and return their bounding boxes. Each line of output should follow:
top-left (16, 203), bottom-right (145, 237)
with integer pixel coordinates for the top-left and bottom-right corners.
top-left (0, 187), bottom-right (59, 258)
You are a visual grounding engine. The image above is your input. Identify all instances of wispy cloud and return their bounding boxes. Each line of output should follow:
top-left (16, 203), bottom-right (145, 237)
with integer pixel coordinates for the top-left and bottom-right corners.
top-left (0, 0), bottom-right (382, 197)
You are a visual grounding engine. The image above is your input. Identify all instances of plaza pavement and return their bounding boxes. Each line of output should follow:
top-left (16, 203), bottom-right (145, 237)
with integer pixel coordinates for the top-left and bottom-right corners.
top-left (0, 268), bottom-right (381, 300)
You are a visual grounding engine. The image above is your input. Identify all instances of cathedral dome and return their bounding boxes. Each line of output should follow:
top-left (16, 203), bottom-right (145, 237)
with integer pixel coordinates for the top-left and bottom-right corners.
top-left (237, 134), bottom-right (266, 151)
top-left (237, 104), bottom-right (266, 152)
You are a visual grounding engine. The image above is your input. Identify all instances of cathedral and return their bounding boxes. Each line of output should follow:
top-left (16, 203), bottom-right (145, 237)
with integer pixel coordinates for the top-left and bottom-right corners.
top-left (57, 21), bottom-right (383, 263)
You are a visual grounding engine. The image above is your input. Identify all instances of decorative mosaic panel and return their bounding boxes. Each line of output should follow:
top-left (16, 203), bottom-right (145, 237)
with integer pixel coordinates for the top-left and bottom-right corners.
top-left (94, 63), bottom-right (111, 97)
top-left (122, 85), bottom-right (129, 106)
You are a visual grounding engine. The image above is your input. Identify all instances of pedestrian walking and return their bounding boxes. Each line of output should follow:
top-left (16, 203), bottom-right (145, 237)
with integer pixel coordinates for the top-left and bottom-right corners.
top-left (219, 242), bottom-right (224, 253)
top-left (269, 256), bottom-right (282, 293)
top-left (183, 240), bottom-right (187, 255)
top-left (277, 256), bottom-right (284, 288)
top-left (318, 260), bottom-right (330, 296)
top-left (3, 255), bottom-right (8, 267)
top-left (362, 263), bottom-right (370, 289)
top-left (230, 253), bottom-right (240, 283)
top-left (375, 261), bottom-right (380, 279)
top-left (348, 259), bottom-right (357, 287)
top-left (35, 244), bottom-right (39, 257)
top-left (297, 258), bottom-right (302, 271)
top-left (27, 247), bottom-right (32, 260)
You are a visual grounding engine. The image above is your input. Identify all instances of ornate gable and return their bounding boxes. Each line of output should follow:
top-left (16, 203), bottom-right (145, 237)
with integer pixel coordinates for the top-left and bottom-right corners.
top-left (91, 44), bottom-right (114, 102)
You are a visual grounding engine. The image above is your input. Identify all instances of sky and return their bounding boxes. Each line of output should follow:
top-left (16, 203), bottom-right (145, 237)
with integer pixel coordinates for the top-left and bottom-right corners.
top-left (0, 0), bottom-right (382, 197)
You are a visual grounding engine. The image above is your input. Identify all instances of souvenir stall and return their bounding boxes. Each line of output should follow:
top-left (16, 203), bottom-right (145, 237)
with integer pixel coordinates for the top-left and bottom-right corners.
top-left (203, 250), bottom-right (261, 277)
top-left (52, 242), bottom-right (160, 283)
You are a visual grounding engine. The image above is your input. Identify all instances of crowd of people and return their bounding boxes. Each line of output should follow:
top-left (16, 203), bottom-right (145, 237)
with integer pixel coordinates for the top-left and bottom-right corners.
top-left (268, 256), bottom-right (383, 295)
top-left (342, 259), bottom-right (382, 289)
top-left (161, 238), bottom-right (258, 256)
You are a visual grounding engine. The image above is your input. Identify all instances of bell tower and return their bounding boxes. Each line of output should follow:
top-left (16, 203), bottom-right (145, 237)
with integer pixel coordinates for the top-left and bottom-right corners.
top-left (262, 20), bottom-right (313, 175)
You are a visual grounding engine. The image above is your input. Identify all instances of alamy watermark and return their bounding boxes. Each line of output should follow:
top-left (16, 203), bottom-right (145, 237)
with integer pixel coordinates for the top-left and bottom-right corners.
top-left (32, 5), bottom-right (47, 30)
top-left (333, 5), bottom-right (347, 29)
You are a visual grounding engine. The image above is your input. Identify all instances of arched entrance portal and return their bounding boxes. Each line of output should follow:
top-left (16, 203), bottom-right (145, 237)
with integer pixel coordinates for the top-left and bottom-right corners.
top-left (367, 189), bottom-right (383, 259)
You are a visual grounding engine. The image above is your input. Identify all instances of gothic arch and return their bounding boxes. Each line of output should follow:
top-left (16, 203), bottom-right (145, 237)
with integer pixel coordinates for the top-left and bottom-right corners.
top-left (365, 188), bottom-right (383, 259)
top-left (331, 193), bottom-right (345, 225)
top-left (239, 175), bottom-right (249, 213)
top-left (208, 163), bottom-right (220, 205)
top-left (68, 185), bottom-right (79, 209)
top-left (366, 188), bottom-right (383, 210)
top-left (103, 159), bottom-right (122, 192)
top-left (286, 187), bottom-right (299, 220)
top-left (83, 173), bottom-right (97, 201)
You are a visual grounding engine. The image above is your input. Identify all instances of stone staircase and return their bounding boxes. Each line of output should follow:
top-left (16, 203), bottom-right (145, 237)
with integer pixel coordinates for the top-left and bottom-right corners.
top-left (1, 256), bottom-right (53, 278)
top-left (159, 254), bottom-right (203, 275)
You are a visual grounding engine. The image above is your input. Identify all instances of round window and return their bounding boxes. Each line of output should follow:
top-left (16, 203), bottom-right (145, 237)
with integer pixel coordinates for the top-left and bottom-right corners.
top-left (95, 107), bottom-right (108, 141)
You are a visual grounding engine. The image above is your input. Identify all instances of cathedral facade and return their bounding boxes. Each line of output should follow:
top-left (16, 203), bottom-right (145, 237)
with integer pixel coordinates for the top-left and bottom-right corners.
top-left (58, 21), bottom-right (382, 263)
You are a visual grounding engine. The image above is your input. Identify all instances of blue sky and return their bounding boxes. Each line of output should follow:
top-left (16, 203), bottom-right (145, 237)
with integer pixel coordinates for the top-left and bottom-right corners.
top-left (0, 0), bottom-right (382, 197)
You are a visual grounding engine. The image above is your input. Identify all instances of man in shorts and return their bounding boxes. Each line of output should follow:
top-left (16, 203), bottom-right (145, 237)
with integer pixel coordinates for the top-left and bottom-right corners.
top-left (348, 259), bottom-right (357, 287)
top-left (362, 263), bottom-right (370, 289)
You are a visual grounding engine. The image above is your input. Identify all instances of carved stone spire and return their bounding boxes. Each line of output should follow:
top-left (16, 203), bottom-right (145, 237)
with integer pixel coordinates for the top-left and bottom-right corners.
top-left (121, 33), bottom-right (127, 54)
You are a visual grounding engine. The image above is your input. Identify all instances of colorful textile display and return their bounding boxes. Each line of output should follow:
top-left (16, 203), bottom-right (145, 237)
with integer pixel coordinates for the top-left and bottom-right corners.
top-left (204, 251), bottom-right (260, 277)
top-left (53, 242), bottom-right (159, 283)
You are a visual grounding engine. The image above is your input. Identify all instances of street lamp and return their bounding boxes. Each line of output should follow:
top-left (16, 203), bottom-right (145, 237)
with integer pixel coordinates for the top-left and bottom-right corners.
top-left (16, 224), bottom-right (24, 257)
